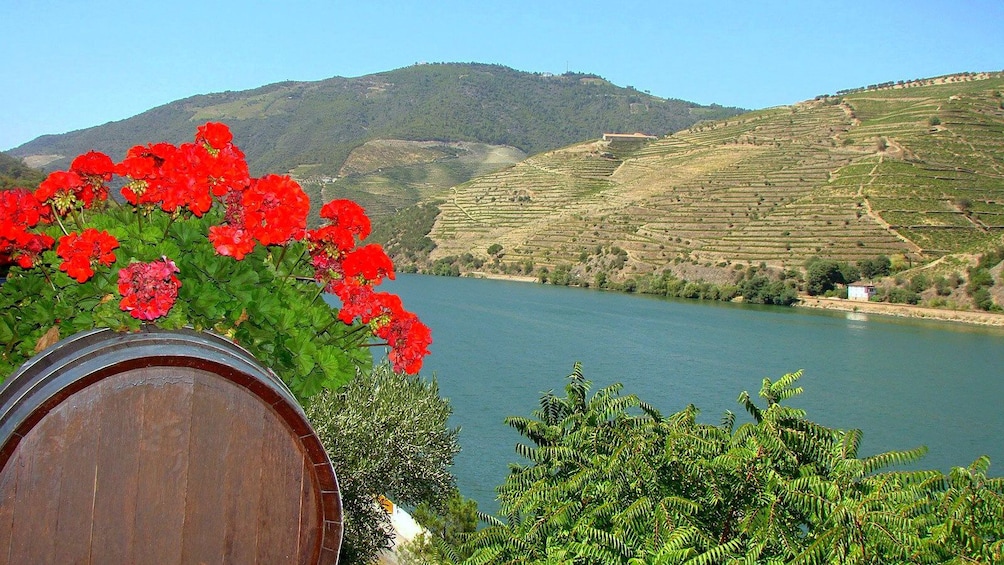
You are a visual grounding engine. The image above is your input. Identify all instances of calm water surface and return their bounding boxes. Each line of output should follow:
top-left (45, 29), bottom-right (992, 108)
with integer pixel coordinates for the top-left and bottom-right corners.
top-left (378, 274), bottom-right (1004, 514)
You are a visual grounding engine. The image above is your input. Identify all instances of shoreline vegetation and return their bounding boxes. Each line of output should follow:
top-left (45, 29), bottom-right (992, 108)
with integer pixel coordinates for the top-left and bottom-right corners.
top-left (464, 271), bottom-right (1004, 328)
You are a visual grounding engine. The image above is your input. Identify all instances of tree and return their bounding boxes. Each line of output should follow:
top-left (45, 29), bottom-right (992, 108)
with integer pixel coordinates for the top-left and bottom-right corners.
top-left (461, 365), bottom-right (1002, 564)
top-left (858, 256), bottom-right (891, 279)
top-left (463, 364), bottom-right (671, 563)
top-left (839, 262), bottom-right (861, 285)
top-left (304, 364), bottom-right (461, 564)
top-left (408, 491), bottom-right (480, 563)
top-left (739, 275), bottom-right (798, 305)
top-left (806, 259), bottom-right (845, 295)
top-left (923, 456), bottom-right (1004, 562)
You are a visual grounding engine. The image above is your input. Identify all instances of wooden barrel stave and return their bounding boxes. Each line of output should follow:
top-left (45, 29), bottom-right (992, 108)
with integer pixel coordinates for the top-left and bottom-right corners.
top-left (0, 327), bottom-right (342, 564)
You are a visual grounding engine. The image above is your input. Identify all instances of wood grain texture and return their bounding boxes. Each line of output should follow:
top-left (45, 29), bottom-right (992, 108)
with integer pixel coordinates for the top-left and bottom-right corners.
top-left (0, 328), bottom-right (342, 564)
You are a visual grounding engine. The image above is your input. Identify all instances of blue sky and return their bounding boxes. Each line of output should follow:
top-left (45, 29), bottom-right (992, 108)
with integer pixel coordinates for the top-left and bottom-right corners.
top-left (2, 0), bottom-right (1002, 151)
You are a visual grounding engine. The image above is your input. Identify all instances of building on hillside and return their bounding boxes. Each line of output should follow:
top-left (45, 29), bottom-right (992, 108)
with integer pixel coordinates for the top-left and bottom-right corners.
top-left (847, 284), bottom-right (877, 301)
top-left (602, 132), bottom-right (657, 141)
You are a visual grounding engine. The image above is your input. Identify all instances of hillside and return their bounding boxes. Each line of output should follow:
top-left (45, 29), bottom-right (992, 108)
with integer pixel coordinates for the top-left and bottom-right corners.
top-left (398, 72), bottom-right (1004, 297)
top-left (0, 152), bottom-right (44, 190)
top-left (8, 63), bottom-right (742, 217)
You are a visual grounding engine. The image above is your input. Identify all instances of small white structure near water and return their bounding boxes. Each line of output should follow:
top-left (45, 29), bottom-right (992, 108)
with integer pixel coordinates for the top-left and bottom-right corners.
top-left (848, 284), bottom-right (877, 301)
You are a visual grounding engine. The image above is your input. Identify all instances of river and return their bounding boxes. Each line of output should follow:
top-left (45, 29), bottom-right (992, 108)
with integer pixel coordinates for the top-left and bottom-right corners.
top-left (378, 274), bottom-right (1004, 515)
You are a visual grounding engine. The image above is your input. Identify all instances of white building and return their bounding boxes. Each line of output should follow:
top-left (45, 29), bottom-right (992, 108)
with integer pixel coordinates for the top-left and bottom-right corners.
top-left (848, 284), bottom-right (877, 301)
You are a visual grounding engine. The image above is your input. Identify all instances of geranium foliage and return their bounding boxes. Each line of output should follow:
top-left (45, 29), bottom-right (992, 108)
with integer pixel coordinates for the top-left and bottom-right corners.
top-left (0, 123), bottom-right (430, 398)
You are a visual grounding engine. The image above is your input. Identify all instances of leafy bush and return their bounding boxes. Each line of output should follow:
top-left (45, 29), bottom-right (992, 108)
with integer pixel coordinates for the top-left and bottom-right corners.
top-left (973, 287), bottom-right (995, 311)
top-left (463, 365), bottom-right (1004, 564)
top-left (738, 275), bottom-right (798, 305)
top-left (805, 258), bottom-right (847, 295)
top-left (886, 287), bottom-right (921, 304)
top-left (910, 273), bottom-right (931, 293)
top-left (967, 267), bottom-right (994, 295)
top-left (304, 365), bottom-right (460, 564)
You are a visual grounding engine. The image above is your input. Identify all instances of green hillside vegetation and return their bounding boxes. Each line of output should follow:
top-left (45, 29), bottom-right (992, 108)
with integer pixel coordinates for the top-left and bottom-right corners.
top-left (9, 63), bottom-right (741, 217)
top-left (398, 72), bottom-right (1004, 310)
top-left (307, 140), bottom-right (527, 218)
top-left (0, 152), bottom-right (44, 189)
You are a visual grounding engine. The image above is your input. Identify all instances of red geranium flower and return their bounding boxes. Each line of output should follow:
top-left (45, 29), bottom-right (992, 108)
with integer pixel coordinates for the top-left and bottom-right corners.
top-left (56, 228), bottom-right (119, 282)
top-left (70, 150), bottom-right (115, 181)
top-left (117, 143), bottom-right (176, 206)
top-left (35, 170), bottom-right (89, 215)
top-left (190, 123), bottom-right (250, 197)
top-left (208, 224), bottom-right (256, 260)
top-left (341, 244), bottom-right (395, 284)
top-left (308, 224), bottom-right (357, 257)
top-left (69, 151), bottom-right (115, 204)
top-left (118, 258), bottom-right (182, 320)
top-left (1, 188), bottom-right (48, 238)
top-left (330, 279), bottom-right (379, 324)
top-left (196, 122), bottom-right (234, 150)
top-left (319, 199), bottom-right (371, 241)
top-left (1, 189), bottom-right (52, 267)
top-left (376, 310), bottom-right (432, 375)
top-left (10, 232), bottom-right (55, 269)
top-left (157, 142), bottom-right (214, 216)
top-left (242, 174), bottom-right (310, 246)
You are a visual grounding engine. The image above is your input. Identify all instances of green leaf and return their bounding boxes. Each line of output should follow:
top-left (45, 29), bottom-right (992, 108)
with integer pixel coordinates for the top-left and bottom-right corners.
top-left (0, 318), bottom-right (13, 343)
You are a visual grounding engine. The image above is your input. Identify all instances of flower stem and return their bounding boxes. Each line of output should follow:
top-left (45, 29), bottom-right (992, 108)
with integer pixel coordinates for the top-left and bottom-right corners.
top-left (277, 247), bottom-right (309, 293)
top-left (310, 283), bottom-right (326, 306)
top-left (51, 205), bottom-right (69, 236)
top-left (338, 324), bottom-right (371, 344)
top-left (317, 314), bottom-right (345, 337)
top-left (275, 245), bottom-right (289, 269)
top-left (71, 208), bottom-right (85, 232)
top-left (163, 213), bottom-right (178, 240)
top-left (39, 264), bottom-right (57, 294)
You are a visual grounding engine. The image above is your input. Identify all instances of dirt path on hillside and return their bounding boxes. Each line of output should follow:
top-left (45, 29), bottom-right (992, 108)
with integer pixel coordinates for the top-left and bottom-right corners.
top-left (858, 155), bottom-right (924, 254)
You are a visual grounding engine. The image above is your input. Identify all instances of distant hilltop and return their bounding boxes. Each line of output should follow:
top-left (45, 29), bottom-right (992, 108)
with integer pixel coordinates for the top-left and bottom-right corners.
top-left (830, 70), bottom-right (1003, 98)
top-left (7, 62), bottom-right (744, 218)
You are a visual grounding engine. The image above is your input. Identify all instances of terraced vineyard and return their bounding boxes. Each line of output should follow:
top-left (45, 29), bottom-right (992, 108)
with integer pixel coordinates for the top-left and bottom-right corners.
top-left (426, 74), bottom-right (1004, 280)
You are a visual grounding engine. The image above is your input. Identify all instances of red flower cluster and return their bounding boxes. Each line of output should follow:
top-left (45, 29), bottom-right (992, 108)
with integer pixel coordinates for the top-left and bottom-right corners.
top-left (1, 121), bottom-right (430, 375)
top-left (56, 228), bottom-right (119, 282)
top-left (35, 151), bottom-right (115, 215)
top-left (307, 200), bottom-right (431, 373)
top-left (117, 258), bottom-right (181, 320)
top-left (375, 296), bottom-right (429, 373)
top-left (209, 174), bottom-right (310, 258)
top-left (117, 134), bottom-right (249, 218)
top-left (0, 188), bottom-right (53, 268)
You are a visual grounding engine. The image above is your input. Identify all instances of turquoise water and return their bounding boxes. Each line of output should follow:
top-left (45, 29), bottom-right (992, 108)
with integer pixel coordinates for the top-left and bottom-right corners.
top-left (377, 274), bottom-right (1004, 514)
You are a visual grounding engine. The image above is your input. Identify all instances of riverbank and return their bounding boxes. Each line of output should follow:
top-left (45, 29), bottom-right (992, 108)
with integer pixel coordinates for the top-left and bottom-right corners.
top-left (464, 271), bottom-right (1004, 328)
top-left (796, 296), bottom-right (1004, 327)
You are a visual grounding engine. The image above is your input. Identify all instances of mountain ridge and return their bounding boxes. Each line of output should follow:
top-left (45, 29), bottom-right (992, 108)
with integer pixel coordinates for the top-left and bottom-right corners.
top-left (9, 62), bottom-right (742, 175)
top-left (379, 72), bottom-right (1004, 310)
top-left (9, 62), bottom-right (743, 218)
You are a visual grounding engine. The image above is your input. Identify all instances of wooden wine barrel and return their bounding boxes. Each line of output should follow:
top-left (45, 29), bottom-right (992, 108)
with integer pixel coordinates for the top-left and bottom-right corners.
top-left (0, 327), bottom-right (342, 564)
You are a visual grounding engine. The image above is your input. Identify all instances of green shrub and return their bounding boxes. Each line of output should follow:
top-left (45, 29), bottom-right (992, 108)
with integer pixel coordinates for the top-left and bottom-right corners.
top-left (910, 273), bottom-right (930, 293)
top-left (973, 287), bottom-right (995, 311)
top-left (886, 287), bottom-right (920, 304)
top-left (305, 365), bottom-right (460, 564)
